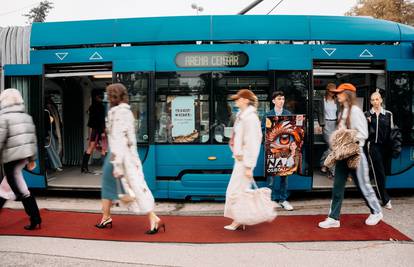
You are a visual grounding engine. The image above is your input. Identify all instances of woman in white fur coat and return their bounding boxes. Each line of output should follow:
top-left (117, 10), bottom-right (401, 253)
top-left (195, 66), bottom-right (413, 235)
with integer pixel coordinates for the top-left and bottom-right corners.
top-left (224, 89), bottom-right (263, 230)
top-left (96, 83), bottom-right (164, 235)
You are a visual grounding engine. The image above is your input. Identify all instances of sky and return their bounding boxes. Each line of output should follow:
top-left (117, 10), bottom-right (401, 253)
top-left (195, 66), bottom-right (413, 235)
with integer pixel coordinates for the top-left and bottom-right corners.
top-left (0, 0), bottom-right (358, 27)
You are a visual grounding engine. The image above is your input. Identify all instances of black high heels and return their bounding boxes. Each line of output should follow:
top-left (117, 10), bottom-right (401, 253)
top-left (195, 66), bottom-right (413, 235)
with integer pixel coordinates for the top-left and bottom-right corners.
top-left (24, 221), bottom-right (41, 230)
top-left (145, 220), bottom-right (166, 235)
top-left (95, 217), bottom-right (113, 229)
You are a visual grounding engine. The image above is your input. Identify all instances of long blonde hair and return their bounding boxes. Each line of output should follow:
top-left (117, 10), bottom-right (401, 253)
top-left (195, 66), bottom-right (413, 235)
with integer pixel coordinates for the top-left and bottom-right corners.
top-left (338, 90), bottom-right (357, 129)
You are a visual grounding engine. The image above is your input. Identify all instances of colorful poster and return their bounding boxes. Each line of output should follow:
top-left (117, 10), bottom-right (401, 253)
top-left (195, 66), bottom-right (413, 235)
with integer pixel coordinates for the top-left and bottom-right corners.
top-left (171, 96), bottom-right (195, 138)
top-left (265, 115), bottom-right (306, 176)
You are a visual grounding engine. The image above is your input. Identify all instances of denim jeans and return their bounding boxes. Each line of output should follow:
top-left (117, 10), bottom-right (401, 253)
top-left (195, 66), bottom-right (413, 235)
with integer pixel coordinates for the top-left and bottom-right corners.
top-left (268, 176), bottom-right (289, 202)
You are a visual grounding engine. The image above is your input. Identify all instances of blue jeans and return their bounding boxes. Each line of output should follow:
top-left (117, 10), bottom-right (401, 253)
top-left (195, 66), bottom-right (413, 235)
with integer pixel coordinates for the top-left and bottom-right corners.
top-left (268, 176), bottom-right (289, 202)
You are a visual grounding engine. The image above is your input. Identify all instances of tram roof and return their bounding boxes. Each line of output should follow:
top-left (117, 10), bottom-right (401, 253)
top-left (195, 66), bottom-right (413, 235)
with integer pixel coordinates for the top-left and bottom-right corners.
top-left (31, 15), bottom-right (414, 48)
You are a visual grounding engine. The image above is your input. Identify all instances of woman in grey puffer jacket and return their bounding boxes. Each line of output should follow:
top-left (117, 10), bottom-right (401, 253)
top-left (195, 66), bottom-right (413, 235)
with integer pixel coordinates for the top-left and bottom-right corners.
top-left (0, 88), bottom-right (41, 230)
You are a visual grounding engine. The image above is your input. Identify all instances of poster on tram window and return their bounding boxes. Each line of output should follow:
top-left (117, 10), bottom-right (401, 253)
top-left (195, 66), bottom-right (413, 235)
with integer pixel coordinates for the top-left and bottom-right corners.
top-left (265, 115), bottom-right (306, 177)
top-left (171, 96), bottom-right (197, 141)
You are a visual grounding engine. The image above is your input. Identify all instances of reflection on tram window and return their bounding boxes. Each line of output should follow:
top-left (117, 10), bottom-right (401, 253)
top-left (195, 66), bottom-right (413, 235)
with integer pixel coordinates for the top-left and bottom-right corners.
top-left (213, 71), bottom-right (270, 143)
top-left (116, 72), bottom-right (149, 143)
top-left (388, 72), bottom-right (414, 144)
top-left (155, 72), bottom-right (210, 143)
top-left (274, 71), bottom-right (309, 115)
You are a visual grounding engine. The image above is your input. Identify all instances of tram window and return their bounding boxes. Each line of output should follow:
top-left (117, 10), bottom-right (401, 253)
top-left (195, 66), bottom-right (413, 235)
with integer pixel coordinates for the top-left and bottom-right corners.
top-left (116, 72), bottom-right (149, 143)
top-left (155, 72), bottom-right (210, 144)
top-left (213, 71), bottom-right (270, 143)
top-left (388, 72), bottom-right (414, 144)
top-left (274, 71), bottom-right (309, 115)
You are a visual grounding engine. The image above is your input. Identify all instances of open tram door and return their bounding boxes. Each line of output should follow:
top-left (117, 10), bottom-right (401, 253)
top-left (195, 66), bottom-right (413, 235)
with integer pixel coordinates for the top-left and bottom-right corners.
top-left (42, 63), bottom-right (112, 190)
top-left (311, 61), bottom-right (386, 190)
top-left (3, 64), bottom-right (46, 189)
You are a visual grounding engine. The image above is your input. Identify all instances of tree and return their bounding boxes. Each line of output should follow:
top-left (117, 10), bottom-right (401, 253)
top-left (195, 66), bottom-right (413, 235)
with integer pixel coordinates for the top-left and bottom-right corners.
top-left (346, 0), bottom-right (414, 26)
top-left (23, 1), bottom-right (54, 24)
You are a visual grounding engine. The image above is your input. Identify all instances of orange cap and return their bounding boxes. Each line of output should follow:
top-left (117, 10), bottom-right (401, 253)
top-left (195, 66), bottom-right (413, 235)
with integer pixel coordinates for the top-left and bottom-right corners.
top-left (330, 83), bottom-right (357, 93)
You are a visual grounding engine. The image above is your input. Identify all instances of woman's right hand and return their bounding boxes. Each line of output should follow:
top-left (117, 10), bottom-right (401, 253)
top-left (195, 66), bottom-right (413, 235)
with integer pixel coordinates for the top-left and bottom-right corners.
top-left (26, 161), bottom-right (36, 171)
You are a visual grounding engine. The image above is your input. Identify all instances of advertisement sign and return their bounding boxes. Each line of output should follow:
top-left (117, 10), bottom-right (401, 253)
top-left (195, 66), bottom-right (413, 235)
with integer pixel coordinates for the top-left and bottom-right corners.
top-left (171, 96), bottom-right (196, 138)
top-left (265, 115), bottom-right (306, 176)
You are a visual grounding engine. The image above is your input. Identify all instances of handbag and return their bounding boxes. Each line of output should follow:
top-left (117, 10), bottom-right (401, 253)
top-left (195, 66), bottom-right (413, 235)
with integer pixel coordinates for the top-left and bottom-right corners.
top-left (116, 177), bottom-right (136, 204)
top-left (229, 180), bottom-right (277, 226)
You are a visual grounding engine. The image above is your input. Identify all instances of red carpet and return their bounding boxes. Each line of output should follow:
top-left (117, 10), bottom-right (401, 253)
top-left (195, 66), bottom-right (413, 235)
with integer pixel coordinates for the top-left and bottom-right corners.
top-left (0, 209), bottom-right (411, 243)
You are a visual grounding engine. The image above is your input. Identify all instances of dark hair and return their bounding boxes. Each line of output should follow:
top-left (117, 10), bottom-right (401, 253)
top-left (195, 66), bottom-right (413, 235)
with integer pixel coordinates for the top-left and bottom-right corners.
top-left (272, 91), bottom-right (285, 99)
top-left (106, 83), bottom-right (129, 107)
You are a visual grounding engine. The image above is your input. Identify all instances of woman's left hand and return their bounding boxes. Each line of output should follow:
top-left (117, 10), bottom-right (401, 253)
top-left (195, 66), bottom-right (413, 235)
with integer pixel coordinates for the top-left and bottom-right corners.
top-left (245, 168), bottom-right (253, 179)
top-left (113, 170), bottom-right (123, 179)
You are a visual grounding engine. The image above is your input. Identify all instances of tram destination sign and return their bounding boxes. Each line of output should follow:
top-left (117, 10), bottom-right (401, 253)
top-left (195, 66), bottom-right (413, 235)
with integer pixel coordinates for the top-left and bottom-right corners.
top-left (176, 52), bottom-right (248, 68)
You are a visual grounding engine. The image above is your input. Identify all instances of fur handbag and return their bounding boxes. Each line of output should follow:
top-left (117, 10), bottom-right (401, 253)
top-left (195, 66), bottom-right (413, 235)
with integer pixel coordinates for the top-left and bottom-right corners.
top-left (228, 181), bottom-right (277, 226)
top-left (324, 129), bottom-right (361, 169)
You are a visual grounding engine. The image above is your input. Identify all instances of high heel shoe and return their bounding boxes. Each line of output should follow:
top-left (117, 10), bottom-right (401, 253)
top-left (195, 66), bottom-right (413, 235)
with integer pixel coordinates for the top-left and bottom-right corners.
top-left (95, 217), bottom-right (112, 229)
top-left (145, 220), bottom-right (166, 235)
top-left (24, 222), bottom-right (41, 230)
top-left (224, 223), bottom-right (245, 231)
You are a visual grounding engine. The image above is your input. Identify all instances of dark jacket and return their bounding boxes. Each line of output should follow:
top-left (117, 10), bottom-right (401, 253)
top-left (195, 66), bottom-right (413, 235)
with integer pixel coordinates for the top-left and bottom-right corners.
top-left (88, 102), bottom-right (106, 132)
top-left (261, 108), bottom-right (292, 131)
top-left (366, 108), bottom-right (392, 144)
top-left (365, 108), bottom-right (402, 158)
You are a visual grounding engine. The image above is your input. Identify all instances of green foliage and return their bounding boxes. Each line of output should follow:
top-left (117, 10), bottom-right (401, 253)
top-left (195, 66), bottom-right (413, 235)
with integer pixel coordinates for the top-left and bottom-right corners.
top-left (23, 1), bottom-right (54, 24)
top-left (346, 0), bottom-right (414, 25)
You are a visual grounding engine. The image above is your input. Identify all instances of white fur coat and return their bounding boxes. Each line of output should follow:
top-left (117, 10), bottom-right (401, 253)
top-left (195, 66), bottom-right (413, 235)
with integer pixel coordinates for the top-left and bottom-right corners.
top-left (107, 103), bottom-right (155, 213)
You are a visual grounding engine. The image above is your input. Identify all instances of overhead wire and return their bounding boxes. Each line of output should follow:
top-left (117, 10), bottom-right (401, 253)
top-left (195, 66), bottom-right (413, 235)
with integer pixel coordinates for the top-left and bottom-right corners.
top-left (0, 2), bottom-right (40, 17)
top-left (266, 0), bottom-right (286, 15)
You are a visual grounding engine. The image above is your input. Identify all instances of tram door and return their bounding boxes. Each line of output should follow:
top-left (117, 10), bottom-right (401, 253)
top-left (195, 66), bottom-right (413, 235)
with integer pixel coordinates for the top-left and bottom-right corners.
top-left (312, 61), bottom-right (386, 189)
top-left (4, 65), bottom-right (46, 188)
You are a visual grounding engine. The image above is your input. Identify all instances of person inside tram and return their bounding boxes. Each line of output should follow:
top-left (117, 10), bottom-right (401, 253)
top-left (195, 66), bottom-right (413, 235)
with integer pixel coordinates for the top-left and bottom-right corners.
top-left (81, 89), bottom-right (107, 173)
top-left (262, 90), bottom-right (294, 211)
top-left (45, 95), bottom-right (63, 172)
top-left (318, 83), bottom-right (383, 229)
top-left (315, 83), bottom-right (338, 179)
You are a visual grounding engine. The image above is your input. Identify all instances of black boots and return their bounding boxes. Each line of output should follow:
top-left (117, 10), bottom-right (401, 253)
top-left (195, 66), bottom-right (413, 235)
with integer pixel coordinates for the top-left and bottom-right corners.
top-left (21, 195), bottom-right (42, 230)
top-left (81, 152), bottom-right (91, 173)
top-left (0, 197), bottom-right (6, 210)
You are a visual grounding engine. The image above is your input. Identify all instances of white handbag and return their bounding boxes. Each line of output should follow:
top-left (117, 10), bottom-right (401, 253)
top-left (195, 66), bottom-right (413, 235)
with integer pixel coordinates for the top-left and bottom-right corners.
top-left (229, 181), bottom-right (277, 226)
top-left (117, 177), bottom-right (136, 204)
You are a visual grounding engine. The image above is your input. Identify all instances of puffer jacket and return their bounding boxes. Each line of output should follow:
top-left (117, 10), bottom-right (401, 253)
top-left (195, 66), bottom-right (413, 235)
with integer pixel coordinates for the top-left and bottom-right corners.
top-left (0, 103), bottom-right (37, 163)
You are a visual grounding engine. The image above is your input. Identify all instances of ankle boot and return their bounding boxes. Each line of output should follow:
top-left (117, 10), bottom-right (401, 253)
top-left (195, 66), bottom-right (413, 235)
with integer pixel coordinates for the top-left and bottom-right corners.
top-left (0, 197), bottom-right (6, 210)
top-left (81, 152), bottom-right (91, 173)
top-left (22, 195), bottom-right (42, 230)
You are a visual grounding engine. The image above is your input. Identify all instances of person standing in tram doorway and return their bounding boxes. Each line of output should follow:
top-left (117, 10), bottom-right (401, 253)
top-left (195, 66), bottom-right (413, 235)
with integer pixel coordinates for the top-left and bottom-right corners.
top-left (318, 83), bottom-right (383, 229)
top-left (262, 91), bottom-right (294, 211)
top-left (0, 89), bottom-right (42, 230)
top-left (318, 83), bottom-right (339, 179)
top-left (224, 89), bottom-right (276, 230)
top-left (366, 90), bottom-right (401, 210)
top-left (96, 83), bottom-right (165, 235)
top-left (81, 89), bottom-right (107, 173)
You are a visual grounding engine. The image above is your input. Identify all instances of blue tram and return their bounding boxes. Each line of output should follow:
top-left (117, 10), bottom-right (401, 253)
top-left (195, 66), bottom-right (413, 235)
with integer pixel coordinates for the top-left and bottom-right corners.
top-left (3, 15), bottom-right (414, 198)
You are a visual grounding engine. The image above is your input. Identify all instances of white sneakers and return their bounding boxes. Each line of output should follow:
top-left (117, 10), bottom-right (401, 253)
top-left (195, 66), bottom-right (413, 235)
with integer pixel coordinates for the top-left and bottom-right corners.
top-left (365, 212), bottom-right (383, 226)
top-left (318, 217), bottom-right (340, 228)
top-left (385, 201), bottom-right (392, 210)
top-left (279, 201), bottom-right (294, 211)
top-left (318, 212), bottom-right (383, 228)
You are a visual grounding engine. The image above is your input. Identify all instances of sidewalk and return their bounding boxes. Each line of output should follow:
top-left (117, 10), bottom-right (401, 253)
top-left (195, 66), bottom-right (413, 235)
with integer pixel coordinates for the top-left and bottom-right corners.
top-left (1, 193), bottom-right (414, 267)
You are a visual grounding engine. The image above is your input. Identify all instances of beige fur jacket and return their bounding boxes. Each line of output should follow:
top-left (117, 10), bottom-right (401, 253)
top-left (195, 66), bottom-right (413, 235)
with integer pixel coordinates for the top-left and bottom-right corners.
top-left (324, 129), bottom-right (360, 169)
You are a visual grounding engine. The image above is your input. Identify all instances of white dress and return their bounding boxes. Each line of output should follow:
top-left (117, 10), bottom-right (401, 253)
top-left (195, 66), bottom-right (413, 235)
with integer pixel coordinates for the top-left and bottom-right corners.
top-left (107, 103), bottom-right (155, 214)
top-left (224, 105), bottom-right (264, 221)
